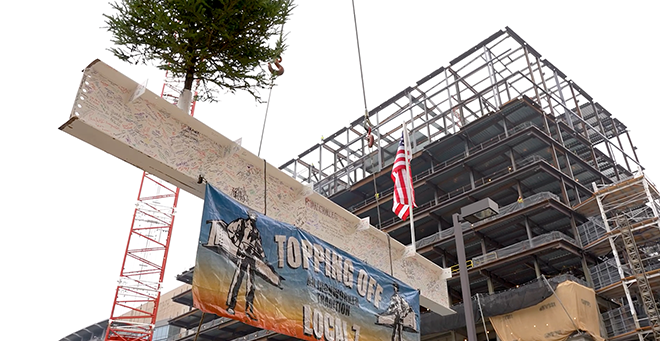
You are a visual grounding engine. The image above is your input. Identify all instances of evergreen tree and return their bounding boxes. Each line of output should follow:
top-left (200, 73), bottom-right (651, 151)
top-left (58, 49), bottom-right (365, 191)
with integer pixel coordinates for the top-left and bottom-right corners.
top-left (104, 0), bottom-right (294, 104)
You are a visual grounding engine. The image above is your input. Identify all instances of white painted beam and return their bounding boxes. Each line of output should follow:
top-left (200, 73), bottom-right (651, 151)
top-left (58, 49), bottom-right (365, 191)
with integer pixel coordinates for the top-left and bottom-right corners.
top-left (60, 60), bottom-right (454, 315)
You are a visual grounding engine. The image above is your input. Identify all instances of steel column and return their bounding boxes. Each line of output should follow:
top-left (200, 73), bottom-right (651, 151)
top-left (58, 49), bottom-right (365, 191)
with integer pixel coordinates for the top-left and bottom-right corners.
top-left (453, 213), bottom-right (478, 341)
top-left (626, 131), bottom-right (640, 164)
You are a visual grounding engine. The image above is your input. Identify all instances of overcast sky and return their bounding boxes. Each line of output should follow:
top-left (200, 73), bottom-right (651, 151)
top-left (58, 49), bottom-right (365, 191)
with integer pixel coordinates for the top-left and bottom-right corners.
top-left (1, 1), bottom-right (659, 340)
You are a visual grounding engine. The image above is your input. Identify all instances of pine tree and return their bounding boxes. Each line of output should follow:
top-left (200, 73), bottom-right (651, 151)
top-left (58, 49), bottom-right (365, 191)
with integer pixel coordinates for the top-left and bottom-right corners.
top-left (104, 0), bottom-right (294, 105)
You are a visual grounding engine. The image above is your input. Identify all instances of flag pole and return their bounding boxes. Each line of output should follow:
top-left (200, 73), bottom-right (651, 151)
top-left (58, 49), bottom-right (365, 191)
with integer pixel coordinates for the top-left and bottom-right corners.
top-left (402, 122), bottom-right (416, 254)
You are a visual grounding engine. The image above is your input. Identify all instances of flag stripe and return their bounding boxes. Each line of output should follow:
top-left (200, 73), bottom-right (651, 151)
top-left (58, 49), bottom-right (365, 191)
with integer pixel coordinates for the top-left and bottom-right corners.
top-left (391, 135), bottom-right (416, 220)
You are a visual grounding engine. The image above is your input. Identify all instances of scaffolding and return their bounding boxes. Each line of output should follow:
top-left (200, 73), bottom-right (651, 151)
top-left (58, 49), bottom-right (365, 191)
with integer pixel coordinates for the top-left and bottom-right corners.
top-left (576, 174), bottom-right (660, 341)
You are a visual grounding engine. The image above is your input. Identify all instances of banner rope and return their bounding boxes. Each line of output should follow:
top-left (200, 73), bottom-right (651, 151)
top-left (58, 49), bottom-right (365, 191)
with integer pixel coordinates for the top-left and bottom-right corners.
top-left (476, 293), bottom-right (489, 337)
top-left (264, 159), bottom-right (267, 215)
top-left (387, 234), bottom-right (394, 276)
top-left (542, 275), bottom-right (579, 330)
top-left (192, 312), bottom-right (206, 341)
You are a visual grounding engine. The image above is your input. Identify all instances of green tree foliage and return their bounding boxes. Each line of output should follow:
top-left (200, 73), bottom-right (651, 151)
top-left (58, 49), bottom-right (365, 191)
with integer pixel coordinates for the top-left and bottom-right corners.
top-left (104, 0), bottom-right (294, 102)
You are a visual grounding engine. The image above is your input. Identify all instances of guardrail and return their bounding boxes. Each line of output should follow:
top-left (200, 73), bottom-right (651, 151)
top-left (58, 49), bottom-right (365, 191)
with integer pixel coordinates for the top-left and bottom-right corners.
top-left (348, 122), bottom-right (536, 212)
top-left (472, 231), bottom-right (578, 267)
top-left (415, 191), bottom-right (559, 251)
top-left (602, 305), bottom-right (650, 338)
top-left (589, 259), bottom-right (631, 291)
top-left (450, 260), bottom-right (473, 274)
top-left (378, 155), bottom-right (546, 230)
top-left (577, 218), bottom-right (606, 247)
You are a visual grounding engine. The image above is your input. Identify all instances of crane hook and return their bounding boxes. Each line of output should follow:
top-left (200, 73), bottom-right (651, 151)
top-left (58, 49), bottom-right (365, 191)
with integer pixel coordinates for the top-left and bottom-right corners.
top-left (268, 56), bottom-right (284, 76)
top-left (366, 127), bottom-right (375, 148)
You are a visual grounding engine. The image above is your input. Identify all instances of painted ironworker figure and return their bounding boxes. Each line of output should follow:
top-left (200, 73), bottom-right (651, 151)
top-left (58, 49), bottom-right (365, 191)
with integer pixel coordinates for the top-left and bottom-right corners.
top-left (205, 211), bottom-right (283, 322)
top-left (385, 282), bottom-right (413, 341)
top-left (224, 211), bottom-right (265, 321)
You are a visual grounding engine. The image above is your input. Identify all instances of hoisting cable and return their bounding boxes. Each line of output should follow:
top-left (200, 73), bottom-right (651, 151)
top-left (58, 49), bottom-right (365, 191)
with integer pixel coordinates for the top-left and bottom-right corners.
top-left (258, 23), bottom-right (286, 158)
top-left (351, 0), bottom-right (368, 120)
top-left (258, 82), bottom-right (275, 158)
top-left (351, 0), bottom-right (383, 232)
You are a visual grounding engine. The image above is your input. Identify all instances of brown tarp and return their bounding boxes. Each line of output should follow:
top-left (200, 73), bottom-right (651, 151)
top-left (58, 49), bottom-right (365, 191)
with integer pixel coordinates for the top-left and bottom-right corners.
top-left (489, 281), bottom-right (603, 341)
top-left (420, 275), bottom-right (579, 334)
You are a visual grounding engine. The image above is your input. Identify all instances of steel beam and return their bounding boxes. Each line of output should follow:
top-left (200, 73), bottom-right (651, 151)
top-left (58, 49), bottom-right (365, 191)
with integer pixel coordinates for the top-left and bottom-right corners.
top-left (60, 60), bottom-right (454, 315)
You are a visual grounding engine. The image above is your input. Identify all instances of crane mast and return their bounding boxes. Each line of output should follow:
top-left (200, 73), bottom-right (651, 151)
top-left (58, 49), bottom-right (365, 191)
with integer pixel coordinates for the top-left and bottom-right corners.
top-left (104, 73), bottom-right (197, 341)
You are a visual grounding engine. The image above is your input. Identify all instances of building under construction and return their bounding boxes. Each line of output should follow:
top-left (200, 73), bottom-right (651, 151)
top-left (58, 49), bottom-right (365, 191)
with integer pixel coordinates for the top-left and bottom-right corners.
top-left (62, 27), bottom-right (660, 341)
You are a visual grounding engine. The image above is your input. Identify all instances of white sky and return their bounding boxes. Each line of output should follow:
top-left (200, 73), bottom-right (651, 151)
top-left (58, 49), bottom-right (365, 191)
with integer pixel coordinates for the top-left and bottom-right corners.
top-left (1, 1), bottom-right (659, 340)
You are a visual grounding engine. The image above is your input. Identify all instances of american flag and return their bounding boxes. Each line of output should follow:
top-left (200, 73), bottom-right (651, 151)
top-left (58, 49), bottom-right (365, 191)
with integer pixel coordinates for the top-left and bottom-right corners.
top-left (391, 135), bottom-right (416, 220)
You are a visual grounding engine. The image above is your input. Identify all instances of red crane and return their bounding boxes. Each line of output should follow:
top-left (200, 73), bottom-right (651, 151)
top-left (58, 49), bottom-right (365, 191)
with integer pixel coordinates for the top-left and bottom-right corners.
top-left (104, 73), bottom-right (197, 341)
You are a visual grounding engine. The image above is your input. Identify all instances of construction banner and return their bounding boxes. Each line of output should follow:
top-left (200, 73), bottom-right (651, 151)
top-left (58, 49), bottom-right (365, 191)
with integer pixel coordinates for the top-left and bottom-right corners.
top-left (489, 281), bottom-right (604, 341)
top-left (193, 184), bottom-right (420, 341)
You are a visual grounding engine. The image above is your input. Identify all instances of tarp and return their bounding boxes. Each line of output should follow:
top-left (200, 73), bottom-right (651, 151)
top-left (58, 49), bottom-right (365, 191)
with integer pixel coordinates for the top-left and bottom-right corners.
top-left (193, 184), bottom-right (421, 341)
top-left (489, 281), bottom-right (603, 341)
top-left (421, 275), bottom-right (580, 334)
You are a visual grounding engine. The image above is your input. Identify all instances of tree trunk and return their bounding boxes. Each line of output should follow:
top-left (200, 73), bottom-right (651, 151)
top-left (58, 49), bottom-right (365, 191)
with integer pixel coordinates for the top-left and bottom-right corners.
top-left (184, 66), bottom-right (195, 91)
top-left (179, 63), bottom-right (195, 113)
top-left (183, 57), bottom-right (196, 91)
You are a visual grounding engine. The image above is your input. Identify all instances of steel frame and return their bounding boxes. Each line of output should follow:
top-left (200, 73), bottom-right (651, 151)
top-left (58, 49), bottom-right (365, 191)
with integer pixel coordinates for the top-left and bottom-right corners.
top-left (155, 27), bottom-right (652, 341)
top-left (277, 27), bottom-right (649, 341)
top-left (104, 73), bottom-right (198, 341)
top-left (279, 27), bottom-right (638, 200)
